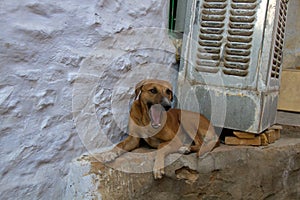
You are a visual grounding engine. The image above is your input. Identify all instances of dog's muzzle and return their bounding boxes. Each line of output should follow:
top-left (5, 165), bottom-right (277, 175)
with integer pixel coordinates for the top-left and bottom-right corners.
top-left (149, 98), bottom-right (171, 129)
top-left (149, 104), bottom-right (163, 129)
top-left (161, 97), bottom-right (171, 111)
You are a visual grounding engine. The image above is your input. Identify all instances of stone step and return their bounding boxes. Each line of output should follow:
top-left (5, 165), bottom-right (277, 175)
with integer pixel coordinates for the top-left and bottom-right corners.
top-left (66, 137), bottom-right (300, 200)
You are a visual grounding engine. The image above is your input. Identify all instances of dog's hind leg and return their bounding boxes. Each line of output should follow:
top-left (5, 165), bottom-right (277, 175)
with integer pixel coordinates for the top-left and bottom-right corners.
top-left (180, 111), bottom-right (219, 157)
top-left (197, 124), bottom-right (219, 158)
top-left (178, 133), bottom-right (203, 154)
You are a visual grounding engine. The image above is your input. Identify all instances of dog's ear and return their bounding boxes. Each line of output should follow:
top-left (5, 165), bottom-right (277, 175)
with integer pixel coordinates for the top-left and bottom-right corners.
top-left (168, 88), bottom-right (174, 102)
top-left (134, 80), bottom-right (146, 100)
top-left (170, 89), bottom-right (174, 102)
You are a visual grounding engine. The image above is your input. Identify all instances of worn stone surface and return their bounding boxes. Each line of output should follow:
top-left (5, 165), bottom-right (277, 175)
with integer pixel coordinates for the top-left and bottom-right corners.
top-left (67, 137), bottom-right (300, 200)
top-left (0, 0), bottom-right (175, 199)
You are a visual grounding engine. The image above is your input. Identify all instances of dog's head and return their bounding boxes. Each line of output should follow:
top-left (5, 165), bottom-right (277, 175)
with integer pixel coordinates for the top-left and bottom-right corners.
top-left (134, 79), bottom-right (173, 128)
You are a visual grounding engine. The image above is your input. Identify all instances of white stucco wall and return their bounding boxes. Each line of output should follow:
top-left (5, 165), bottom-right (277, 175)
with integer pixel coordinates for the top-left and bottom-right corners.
top-left (0, 1), bottom-right (176, 199)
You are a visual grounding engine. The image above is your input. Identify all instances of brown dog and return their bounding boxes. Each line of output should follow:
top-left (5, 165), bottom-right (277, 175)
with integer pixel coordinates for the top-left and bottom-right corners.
top-left (101, 79), bottom-right (219, 179)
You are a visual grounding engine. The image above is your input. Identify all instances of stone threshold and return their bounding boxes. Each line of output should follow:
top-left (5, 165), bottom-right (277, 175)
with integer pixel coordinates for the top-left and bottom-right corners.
top-left (66, 134), bottom-right (300, 200)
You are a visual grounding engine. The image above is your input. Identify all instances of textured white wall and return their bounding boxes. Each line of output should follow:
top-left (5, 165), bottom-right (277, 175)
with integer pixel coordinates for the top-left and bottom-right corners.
top-left (0, 0), bottom-right (176, 199)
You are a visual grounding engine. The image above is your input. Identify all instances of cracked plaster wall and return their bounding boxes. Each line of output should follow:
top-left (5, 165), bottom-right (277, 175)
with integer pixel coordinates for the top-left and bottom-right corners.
top-left (0, 0), bottom-right (176, 199)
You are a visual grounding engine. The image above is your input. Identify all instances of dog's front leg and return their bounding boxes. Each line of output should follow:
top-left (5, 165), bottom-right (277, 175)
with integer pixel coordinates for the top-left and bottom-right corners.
top-left (153, 139), bottom-right (181, 179)
top-left (100, 136), bottom-right (140, 163)
top-left (153, 147), bottom-right (166, 179)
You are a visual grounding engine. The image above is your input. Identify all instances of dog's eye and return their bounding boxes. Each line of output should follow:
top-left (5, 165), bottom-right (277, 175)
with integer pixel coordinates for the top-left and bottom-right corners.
top-left (166, 89), bottom-right (172, 95)
top-left (149, 88), bottom-right (157, 94)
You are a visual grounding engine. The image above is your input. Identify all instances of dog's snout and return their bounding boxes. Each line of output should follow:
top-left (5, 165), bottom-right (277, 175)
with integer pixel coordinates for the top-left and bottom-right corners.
top-left (161, 97), bottom-right (171, 111)
top-left (163, 104), bottom-right (171, 111)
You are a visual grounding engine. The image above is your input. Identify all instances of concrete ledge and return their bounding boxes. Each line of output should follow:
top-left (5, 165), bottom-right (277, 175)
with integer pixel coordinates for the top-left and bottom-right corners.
top-left (66, 138), bottom-right (300, 200)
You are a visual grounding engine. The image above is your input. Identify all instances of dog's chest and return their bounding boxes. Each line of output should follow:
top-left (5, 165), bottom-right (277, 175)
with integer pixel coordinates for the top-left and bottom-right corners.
top-left (128, 119), bottom-right (163, 138)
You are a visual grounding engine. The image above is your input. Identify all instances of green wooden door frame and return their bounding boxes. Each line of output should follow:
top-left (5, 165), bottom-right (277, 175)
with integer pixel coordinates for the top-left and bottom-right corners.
top-left (169, 0), bottom-right (178, 31)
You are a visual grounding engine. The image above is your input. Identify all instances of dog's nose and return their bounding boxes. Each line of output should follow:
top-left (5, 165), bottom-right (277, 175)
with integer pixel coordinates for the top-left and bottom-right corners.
top-left (161, 97), bottom-right (171, 111)
top-left (163, 104), bottom-right (171, 111)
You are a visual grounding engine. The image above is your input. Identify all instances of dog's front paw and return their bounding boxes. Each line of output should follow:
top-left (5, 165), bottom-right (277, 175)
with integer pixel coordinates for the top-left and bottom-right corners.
top-left (98, 151), bottom-right (119, 163)
top-left (178, 146), bottom-right (191, 154)
top-left (153, 168), bottom-right (165, 179)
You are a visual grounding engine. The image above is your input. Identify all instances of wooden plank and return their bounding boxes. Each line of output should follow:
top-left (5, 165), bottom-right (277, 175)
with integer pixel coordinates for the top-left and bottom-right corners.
top-left (274, 130), bottom-right (281, 140)
top-left (225, 126), bottom-right (282, 146)
top-left (265, 130), bottom-right (276, 143)
top-left (268, 125), bottom-right (283, 130)
top-left (260, 134), bottom-right (269, 146)
top-left (233, 131), bottom-right (256, 139)
top-left (225, 136), bottom-right (261, 146)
